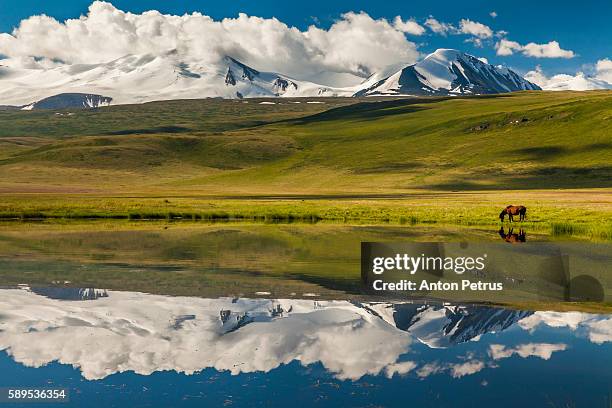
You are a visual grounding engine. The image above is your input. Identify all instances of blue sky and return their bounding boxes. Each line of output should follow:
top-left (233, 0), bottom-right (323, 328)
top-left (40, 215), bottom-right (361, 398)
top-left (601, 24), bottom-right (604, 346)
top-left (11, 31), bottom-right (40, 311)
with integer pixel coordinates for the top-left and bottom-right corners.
top-left (0, 0), bottom-right (610, 76)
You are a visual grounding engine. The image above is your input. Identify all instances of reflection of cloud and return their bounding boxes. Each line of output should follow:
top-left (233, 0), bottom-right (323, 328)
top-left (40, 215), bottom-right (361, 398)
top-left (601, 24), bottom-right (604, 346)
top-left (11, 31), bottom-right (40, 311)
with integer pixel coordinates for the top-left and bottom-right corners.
top-left (0, 289), bottom-right (413, 381)
top-left (2, 289), bottom-right (607, 382)
top-left (449, 360), bottom-right (485, 378)
top-left (584, 319), bottom-right (612, 344)
top-left (520, 311), bottom-right (590, 330)
top-left (384, 361), bottom-right (417, 378)
top-left (519, 312), bottom-right (612, 344)
top-left (489, 343), bottom-right (567, 360)
top-left (416, 362), bottom-right (445, 378)
top-left (415, 360), bottom-right (485, 379)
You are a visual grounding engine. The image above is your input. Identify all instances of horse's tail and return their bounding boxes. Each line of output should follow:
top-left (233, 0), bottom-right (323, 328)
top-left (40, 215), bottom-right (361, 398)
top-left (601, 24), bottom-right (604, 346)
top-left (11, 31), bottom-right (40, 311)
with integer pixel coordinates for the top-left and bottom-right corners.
top-left (523, 207), bottom-right (527, 219)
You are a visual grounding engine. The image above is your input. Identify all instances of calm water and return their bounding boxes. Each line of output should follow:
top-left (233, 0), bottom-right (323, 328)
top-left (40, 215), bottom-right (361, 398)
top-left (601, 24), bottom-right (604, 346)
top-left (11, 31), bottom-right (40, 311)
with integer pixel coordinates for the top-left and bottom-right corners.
top-left (0, 288), bottom-right (611, 407)
top-left (0, 224), bottom-right (610, 407)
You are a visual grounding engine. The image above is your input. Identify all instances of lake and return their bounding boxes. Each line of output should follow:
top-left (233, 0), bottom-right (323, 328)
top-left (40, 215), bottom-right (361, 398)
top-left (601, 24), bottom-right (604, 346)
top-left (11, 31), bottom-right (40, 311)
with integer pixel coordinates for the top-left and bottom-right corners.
top-left (0, 223), bottom-right (610, 407)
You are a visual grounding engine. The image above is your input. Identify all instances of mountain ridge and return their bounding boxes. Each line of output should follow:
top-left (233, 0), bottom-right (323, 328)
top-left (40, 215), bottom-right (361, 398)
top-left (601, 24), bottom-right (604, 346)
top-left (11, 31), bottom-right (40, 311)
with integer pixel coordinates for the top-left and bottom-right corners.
top-left (0, 49), bottom-right (541, 108)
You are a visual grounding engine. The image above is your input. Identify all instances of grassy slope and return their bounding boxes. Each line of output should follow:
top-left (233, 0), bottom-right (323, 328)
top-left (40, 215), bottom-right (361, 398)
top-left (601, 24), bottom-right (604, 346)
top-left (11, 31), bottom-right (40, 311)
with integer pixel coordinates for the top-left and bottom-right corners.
top-left (0, 91), bottom-right (610, 236)
top-left (0, 91), bottom-right (609, 194)
top-left (196, 91), bottom-right (612, 192)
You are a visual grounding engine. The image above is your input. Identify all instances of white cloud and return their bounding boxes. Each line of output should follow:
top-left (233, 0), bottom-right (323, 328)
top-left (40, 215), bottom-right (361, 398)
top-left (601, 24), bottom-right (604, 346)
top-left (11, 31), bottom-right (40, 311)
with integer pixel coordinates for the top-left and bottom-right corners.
top-left (0, 1), bottom-right (419, 80)
top-left (459, 19), bottom-right (493, 39)
top-left (495, 30), bottom-right (509, 38)
top-left (496, 39), bottom-right (522, 56)
top-left (525, 64), bottom-right (612, 91)
top-left (496, 38), bottom-right (575, 58)
top-left (490, 11), bottom-right (498, 18)
top-left (393, 16), bottom-right (425, 35)
top-left (489, 343), bottom-right (567, 361)
top-left (595, 58), bottom-right (612, 83)
top-left (522, 41), bottom-right (575, 58)
top-left (424, 17), bottom-right (492, 42)
top-left (424, 17), bottom-right (455, 35)
top-left (465, 37), bottom-right (484, 48)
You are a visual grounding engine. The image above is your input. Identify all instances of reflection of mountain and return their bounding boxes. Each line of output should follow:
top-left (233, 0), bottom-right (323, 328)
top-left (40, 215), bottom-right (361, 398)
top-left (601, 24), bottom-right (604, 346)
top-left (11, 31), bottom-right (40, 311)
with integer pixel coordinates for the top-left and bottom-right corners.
top-left (0, 289), bottom-right (608, 381)
top-left (29, 287), bottom-right (109, 301)
top-left (362, 303), bottom-right (532, 348)
top-left (219, 302), bottom-right (293, 334)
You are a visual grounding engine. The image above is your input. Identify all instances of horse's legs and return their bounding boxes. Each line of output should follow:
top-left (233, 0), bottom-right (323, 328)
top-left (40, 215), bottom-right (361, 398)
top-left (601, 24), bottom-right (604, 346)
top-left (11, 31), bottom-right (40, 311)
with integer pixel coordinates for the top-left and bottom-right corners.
top-left (509, 214), bottom-right (513, 222)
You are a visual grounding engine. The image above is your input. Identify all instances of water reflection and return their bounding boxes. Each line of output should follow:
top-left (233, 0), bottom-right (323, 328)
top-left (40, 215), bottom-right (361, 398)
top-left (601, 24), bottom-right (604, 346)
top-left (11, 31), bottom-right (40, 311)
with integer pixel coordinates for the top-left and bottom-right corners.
top-left (30, 287), bottom-right (109, 300)
top-left (1, 288), bottom-right (610, 382)
top-left (498, 227), bottom-right (526, 242)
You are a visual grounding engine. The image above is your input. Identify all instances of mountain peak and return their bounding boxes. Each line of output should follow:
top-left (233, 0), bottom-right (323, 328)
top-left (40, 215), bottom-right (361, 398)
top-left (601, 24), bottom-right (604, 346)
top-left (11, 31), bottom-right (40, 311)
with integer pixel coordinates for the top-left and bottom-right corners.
top-left (356, 49), bottom-right (541, 97)
top-left (427, 48), bottom-right (464, 59)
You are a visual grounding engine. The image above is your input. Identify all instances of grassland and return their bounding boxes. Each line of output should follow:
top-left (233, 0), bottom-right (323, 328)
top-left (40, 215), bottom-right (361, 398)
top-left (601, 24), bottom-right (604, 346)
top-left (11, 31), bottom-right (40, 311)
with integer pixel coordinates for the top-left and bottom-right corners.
top-left (0, 190), bottom-right (611, 240)
top-left (0, 91), bottom-right (610, 237)
top-left (0, 91), bottom-right (610, 192)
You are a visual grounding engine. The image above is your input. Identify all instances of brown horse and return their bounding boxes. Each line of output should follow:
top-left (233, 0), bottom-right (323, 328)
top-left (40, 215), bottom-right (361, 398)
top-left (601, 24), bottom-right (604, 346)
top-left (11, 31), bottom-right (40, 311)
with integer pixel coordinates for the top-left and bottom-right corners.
top-left (499, 227), bottom-right (526, 243)
top-left (499, 205), bottom-right (527, 222)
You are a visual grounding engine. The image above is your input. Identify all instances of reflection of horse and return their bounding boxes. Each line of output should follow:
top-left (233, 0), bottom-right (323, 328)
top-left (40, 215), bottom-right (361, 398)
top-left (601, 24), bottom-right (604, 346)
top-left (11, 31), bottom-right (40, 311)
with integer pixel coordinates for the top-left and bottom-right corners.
top-left (499, 227), bottom-right (526, 243)
top-left (499, 205), bottom-right (527, 222)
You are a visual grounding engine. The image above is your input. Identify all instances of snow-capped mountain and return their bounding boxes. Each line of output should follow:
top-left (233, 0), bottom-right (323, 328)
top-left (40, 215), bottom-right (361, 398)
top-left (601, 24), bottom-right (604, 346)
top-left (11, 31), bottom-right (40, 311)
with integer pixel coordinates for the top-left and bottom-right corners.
top-left (219, 56), bottom-right (346, 98)
top-left (356, 49), bottom-right (541, 96)
top-left (0, 53), bottom-right (350, 107)
top-left (21, 93), bottom-right (112, 110)
top-left (0, 49), bottom-right (541, 107)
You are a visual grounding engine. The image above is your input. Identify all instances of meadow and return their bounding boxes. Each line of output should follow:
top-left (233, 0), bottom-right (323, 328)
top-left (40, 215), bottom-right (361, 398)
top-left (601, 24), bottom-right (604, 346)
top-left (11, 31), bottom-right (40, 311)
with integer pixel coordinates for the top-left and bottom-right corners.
top-left (0, 90), bottom-right (611, 240)
top-left (0, 91), bottom-right (610, 192)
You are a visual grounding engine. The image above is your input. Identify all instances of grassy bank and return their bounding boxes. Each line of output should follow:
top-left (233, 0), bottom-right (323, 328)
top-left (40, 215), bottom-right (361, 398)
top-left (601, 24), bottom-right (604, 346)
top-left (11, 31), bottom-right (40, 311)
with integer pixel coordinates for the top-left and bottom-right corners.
top-left (1, 189), bottom-right (611, 240)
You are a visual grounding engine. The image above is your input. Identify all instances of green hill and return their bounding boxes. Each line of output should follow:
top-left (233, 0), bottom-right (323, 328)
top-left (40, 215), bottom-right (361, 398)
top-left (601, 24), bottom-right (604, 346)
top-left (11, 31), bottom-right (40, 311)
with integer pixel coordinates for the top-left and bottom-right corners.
top-left (0, 91), bottom-right (610, 194)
